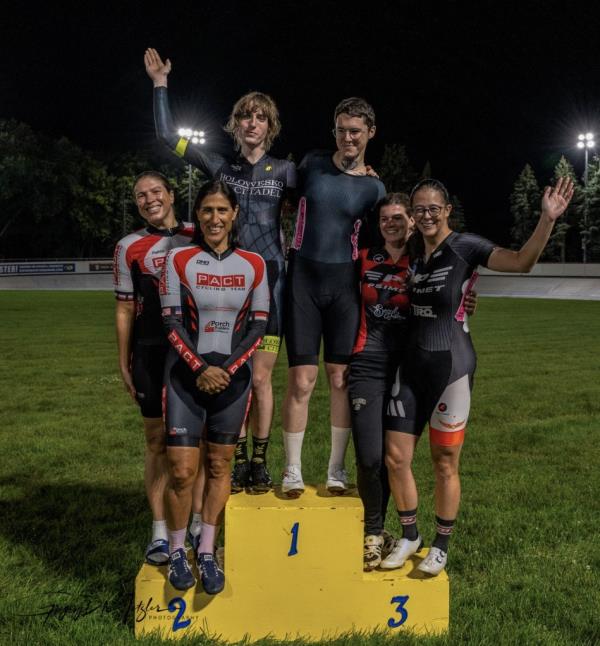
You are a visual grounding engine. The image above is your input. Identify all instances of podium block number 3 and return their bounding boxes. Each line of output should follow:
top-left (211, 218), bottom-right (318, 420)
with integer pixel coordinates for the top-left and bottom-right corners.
top-left (288, 522), bottom-right (300, 556)
top-left (387, 595), bottom-right (409, 628)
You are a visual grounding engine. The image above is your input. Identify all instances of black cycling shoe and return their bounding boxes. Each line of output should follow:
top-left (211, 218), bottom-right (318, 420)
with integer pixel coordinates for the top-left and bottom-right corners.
top-left (231, 460), bottom-right (251, 493)
top-left (250, 460), bottom-right (273, 493)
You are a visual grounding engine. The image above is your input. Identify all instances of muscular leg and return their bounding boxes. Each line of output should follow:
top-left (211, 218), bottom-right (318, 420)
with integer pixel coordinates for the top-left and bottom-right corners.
top-left (385, 431), bottom-right (419, 512)
top-left (282, 365), bottom-right (319, 436)
top-left (325, 362), bottom-right (351, 471)
top-left (165, 446), bottom-right (199, 544)
top-left (143, 417), bottom-right (168, 522)
top-left (430, 442), bottom-right (463, 520)
top-left (249, 350), bottom-right (278, 439)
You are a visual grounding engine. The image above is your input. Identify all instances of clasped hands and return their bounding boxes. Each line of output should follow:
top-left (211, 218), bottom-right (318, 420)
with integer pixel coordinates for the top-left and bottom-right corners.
top-left (196, 366), bottom-right (231, 395)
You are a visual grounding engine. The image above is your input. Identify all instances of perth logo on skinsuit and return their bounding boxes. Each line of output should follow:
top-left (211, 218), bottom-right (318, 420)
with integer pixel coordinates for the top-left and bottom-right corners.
top-left (265, 165), bottom-right (272, 171)
top-left (197, 273), bottom-right (246, 288)
top-left (204, 320), bottom-right (231, 333)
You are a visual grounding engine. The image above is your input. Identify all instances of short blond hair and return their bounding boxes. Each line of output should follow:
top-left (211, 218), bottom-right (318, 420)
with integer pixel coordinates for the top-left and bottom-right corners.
top-left (224, 91), bottom-right (282, 151)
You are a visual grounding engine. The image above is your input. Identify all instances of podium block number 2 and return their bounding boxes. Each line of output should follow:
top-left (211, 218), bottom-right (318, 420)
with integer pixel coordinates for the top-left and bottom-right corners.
top-left (387, 595), bottom-right (409, 628)
top-left (168, 597), bottom-right (191, 632)
top-left (288, 522), bottom-right (300, 556)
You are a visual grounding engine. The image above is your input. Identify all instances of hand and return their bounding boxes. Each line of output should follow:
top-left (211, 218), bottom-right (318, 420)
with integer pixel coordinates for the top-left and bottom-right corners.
top-left (541, 176), bottom-right (574, 222)
top-left (144, 48), bottom-right (171, 86)
top-left (464, 289), bottom-right (477, 316)
top-left (196, 366), bottom-right (231, 394)
top-left (365, 165), bottom-right (379, 178)
top-left (120, 368), bottom-right (137, 402)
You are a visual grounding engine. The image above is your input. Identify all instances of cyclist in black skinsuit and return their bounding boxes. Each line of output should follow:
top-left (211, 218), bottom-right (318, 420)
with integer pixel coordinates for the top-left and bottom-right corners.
top-left (281, 97), bottom-right (385, 498)
top-left (145, 48), bottom-right (295, 494)
top-left (114, 171), bottom-right (194, 566)
top-left (382, 177), bottom-right (574, 576)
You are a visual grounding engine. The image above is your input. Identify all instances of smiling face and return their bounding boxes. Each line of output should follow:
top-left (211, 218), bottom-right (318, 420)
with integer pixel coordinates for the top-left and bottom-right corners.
top-left (134, 176), bottom-right (176, 229)
top-left (379, 204), bottom-right (413, 247)
top-left (333, 113), bottom-right (375, 163)
top-left (411, 187), bottom-right (452, 242)
top-left (196, 191), bottom-right (239, 253)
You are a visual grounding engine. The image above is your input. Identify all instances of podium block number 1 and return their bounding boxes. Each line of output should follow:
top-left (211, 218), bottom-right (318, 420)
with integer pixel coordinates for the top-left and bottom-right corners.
top-left (288, 522), bottom-right (300, 556)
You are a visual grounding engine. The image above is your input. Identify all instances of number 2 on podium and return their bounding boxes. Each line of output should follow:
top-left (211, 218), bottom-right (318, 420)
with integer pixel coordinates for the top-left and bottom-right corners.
top-left (288, 522), bottom-right (299, 556)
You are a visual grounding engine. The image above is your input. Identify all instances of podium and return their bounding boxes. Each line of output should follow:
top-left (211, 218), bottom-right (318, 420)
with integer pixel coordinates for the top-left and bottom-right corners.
top-left (135, 485), bottom-right (449, 641)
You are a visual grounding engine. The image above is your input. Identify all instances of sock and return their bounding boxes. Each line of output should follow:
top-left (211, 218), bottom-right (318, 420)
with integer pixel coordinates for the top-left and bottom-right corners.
top-left (168, 528), bottom-right (187, 553)
top-left (234, 435), bottom-right (248, 463)
top-left (197, 522), bottom-right (219, 554)
top-left (432, 516), bottom-right (455, 552)
top-left (398, 509), bottom-right (419, 542)
top-left (328, 426), bottom-right (351, 471)
top-left (283, 431), bottom-right (305, 467)
top-left (152, 520), bottom-right (168, 542)
top-left (189, 513), bottom-right (203, 538)
top-left (251, 436), bottom-right (269, 463)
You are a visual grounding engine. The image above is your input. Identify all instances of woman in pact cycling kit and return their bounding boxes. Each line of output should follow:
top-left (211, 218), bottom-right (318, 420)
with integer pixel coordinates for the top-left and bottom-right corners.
top-left (113, 171), bottom-right (194, 566)
top-left (382, 177), bottom-right (574, 576)
top-left (145, 48), bottom-right (295, 494)
top-left (159, 181), bottom-right (269, 593)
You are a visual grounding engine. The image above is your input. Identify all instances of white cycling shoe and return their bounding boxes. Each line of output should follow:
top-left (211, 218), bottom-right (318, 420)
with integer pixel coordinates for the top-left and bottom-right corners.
top-left (326, 466), bottom-right (348, 494)
top-left (417, 547), bottom-right (448, 576)
top-left (282, 465), bottom-right (305, 498)
top-left (379, 535), bottom-right (424, 569)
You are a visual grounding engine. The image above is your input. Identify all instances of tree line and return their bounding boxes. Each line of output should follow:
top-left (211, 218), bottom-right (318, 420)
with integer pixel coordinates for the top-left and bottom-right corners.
top-left (1, 119), bottom-right (594, 260)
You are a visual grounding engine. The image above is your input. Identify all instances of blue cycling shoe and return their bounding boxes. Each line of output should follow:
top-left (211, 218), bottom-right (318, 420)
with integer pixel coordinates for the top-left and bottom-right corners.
top-left (145, 538), bottom-right (169, 565)
top-left (196, 552), bottom-right (225, 595)
top-left (168, 548), bottom-right (196, 590)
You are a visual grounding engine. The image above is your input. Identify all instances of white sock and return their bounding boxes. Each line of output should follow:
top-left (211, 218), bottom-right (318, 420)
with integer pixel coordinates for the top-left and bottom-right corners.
top-left (189, 513), bottom-right (203, 538)
top-left (169, 528), bottom-right (187, 553)
top-left (152, 520), bottom-right (168, 542)
top-left (328, 426), bottom-right (351, 471)
top-left (283, 431), bottom-right (305, 467)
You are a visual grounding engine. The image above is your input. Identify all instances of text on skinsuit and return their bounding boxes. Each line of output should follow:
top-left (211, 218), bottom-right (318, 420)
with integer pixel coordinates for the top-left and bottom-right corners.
top-left (197, 273), bottom-right (246, 288)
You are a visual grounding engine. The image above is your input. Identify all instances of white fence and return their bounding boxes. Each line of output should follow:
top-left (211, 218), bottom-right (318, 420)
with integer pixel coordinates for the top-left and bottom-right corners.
top-left (1, 259), bottom-right (600, 300)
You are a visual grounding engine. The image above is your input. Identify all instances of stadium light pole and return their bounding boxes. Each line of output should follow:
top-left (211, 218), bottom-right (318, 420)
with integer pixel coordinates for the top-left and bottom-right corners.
top-left (577, 132), bottom-right (595, 263)
top-left (177, 128), bottom-right (207, 218)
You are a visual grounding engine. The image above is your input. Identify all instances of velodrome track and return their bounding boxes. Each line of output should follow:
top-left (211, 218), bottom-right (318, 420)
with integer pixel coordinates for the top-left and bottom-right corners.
top-left (1, 260), bottom-right (599, 300)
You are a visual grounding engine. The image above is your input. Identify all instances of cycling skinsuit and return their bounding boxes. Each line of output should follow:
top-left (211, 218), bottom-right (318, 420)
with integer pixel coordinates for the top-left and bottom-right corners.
top-left (348, 247), bottom-right (411, 535)
top-left (154, 87), bottom-right (295, 353)
top-left (285, 150), bottom-right (386, 366)
top-left (113, 222), bottom-right (194, 417)
top-left (160, 243), bottom-right (269, 447)
top-left (386, 232), bottom-right (496, 446)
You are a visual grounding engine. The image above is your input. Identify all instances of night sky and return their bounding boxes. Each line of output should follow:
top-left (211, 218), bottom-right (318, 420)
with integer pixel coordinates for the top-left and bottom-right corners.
top-left (3, 0), bottom-right (600, 244)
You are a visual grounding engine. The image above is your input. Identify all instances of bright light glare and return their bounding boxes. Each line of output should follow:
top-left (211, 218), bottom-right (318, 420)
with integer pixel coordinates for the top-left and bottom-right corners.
top-left (586, 132), bottom-right (594, 141)
top-left (577, 141), bottom-right (585, 149)
top-left (578, 133), bottom-right (585, 141)
top-left (587, 141), bottom-right (595, 148)
top-left (178, 128), bottom-right (185, 137)
top-left (199, 138), bottom-right (206, 145)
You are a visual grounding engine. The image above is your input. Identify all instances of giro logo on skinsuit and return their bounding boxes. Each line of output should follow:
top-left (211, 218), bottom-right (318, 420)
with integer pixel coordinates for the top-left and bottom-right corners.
top-left (197, 273), bottom-right (246, 288)
top-left (411, 304), bottom-right (437, 318)
top-left (204, 321), bottom-right (231, 333)
top-left (352, 397), bottom-right (367, 411)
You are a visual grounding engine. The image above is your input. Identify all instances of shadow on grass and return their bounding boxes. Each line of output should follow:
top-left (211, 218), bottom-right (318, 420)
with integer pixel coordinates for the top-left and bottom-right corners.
top-left (1, 472), bottom-right (149, 625)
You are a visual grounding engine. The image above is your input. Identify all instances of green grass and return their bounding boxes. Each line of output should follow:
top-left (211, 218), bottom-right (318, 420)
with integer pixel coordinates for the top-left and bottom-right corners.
top-left (0, 292), bottom-right (599, 645)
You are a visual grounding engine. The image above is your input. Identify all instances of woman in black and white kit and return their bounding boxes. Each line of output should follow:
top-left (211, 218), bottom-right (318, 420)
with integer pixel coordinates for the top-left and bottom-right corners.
top-left (381, 177), bottom-right (573, 575)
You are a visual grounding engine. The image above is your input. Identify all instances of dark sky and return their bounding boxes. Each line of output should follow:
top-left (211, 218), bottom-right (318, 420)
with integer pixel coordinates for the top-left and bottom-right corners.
top-left (3, 0), bottom-right (600, 243)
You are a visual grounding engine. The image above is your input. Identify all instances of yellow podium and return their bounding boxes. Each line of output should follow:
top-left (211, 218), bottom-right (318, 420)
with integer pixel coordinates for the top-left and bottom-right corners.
top-left (135, 485), bottom-right (448, 641)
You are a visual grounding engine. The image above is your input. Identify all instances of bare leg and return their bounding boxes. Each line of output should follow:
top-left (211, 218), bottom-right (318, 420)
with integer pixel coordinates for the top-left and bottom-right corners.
top-left (143, 417), bottom-right (168, 521)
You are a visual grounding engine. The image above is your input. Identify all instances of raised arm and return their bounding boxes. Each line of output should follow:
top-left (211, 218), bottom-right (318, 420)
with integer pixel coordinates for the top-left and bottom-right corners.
top-left (144, 48), bottom-right (218, 175)
top-left (487, 177), bottom-right (574, 273)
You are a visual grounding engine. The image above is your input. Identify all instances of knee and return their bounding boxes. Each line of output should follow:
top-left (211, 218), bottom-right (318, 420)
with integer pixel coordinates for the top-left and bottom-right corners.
top-left (252, 370), bottom-right (272, 396)
top-left (289, 373), bottom-right (317, 402)
top-left (328, 369), bottom-right (347, 392)
top-left (432, 452), bottom-right (459, 481)
top-left (356, 456), bottom-right (381, 478)
top-left (385, 451), bottom-right (413, 476)
top-left (169, 462), bottom-right (196, 492)
top-left (207, 453), bottom-right (233, 480)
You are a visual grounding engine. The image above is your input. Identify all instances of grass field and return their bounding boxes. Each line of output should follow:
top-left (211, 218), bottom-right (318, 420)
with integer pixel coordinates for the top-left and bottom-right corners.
top-left (1, 291), bottom-right (599, 645)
